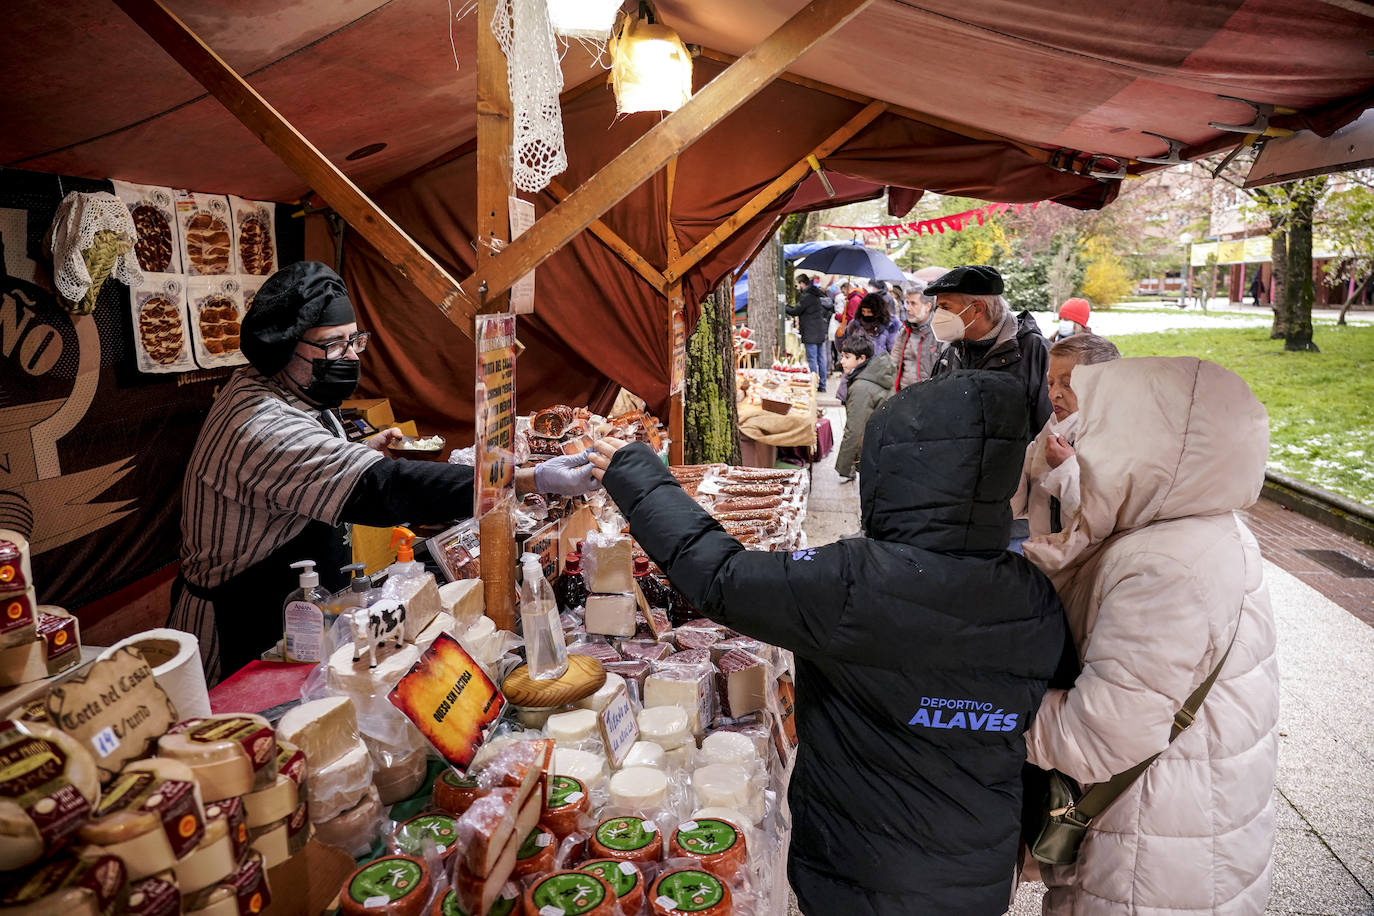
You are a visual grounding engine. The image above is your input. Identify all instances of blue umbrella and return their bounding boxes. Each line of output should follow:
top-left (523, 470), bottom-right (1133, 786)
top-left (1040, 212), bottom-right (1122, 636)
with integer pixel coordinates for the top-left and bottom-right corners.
top-left (793, 243), bottom-right (907, 282)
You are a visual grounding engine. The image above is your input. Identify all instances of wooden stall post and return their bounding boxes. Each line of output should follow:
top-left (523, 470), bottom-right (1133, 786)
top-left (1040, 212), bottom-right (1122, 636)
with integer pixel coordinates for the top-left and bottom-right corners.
top-left (475, 0), bottom-right (517, 632)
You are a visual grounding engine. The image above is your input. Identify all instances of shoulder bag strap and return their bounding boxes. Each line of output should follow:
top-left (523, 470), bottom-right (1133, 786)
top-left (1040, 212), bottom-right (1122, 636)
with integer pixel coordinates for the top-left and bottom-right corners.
top-left (1062, 623), bottom-right (1238, 826)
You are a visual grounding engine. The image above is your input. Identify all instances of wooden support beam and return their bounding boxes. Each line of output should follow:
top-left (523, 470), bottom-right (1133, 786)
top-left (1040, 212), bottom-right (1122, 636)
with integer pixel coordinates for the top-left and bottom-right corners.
top-left (112, 0), bottom-right (478, 335)
top-left (546, 180), bottom-right (667, 294)
top-left (664, 158), bottom-right (683, 263)
top-left (465, 0), bottom-right (877, 306)
top-left (664, 100), bottom-right (887, 284)
top-left (664, 160), bottom-right (685, 466)
top-left (476, 0), bottom-right (517, 632)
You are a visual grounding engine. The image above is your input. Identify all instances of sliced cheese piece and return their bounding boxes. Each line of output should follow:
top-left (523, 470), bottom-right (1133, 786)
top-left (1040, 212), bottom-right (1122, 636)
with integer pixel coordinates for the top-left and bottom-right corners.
top-left (0, 719), bottom-right (101, 869)
top-left (456, 785), bottom-right (542, 878)
top-left (306, 739), bottom-right (373, 823)
top-left (584, 593), bottom-right (636, 637)
top-left (636, 705), bottom-right (691, 751)
top-left (546, 708), bottom-right (599, 743)
top-left (78, 768), bottom-right (205, 879)
top-left (276, 696), bottom-right (359, 769)
top-left (387, 574), bottom-right (444, 643)
top-left (0, 854), bottom-right (126, 916)
top-left (552, 747), bottom-right (607, 790)
top-left (576, 672), bottom-right (627, 714)
top-left (584, 537), bottom-right (634, 594)
top-left (645, 667), bottom-right (713, 735)
top-left (717, 648), bottom-right (769, 719)
top-left (314, 784), bottom-right (383, 859)
top-left (608, 766), bottom-right (669, 811)
top-left (173, 813), bottom-right (235, 895)
top-left (438, 579), bottom-right (485, 629)
top-left (157, 714), bottom-right (277, 800)
top-left (414, 611), bottom-right (455, 651)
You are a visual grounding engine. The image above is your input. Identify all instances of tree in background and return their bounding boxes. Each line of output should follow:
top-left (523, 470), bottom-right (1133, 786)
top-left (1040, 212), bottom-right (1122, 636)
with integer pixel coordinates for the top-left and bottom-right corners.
top-left (1080, 235), bottom-right (1133, 308)
top-left (1319, 175), bottom-right (1374, 325)
top-left (1252, 177), bottom-right (1328, 351)
top-left (684, 286), bottom-right (742, 465)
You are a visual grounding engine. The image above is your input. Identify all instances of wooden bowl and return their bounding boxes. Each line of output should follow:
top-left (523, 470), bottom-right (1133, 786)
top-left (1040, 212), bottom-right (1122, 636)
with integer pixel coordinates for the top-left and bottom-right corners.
top-left (387, 435), bottom-right (446, 461)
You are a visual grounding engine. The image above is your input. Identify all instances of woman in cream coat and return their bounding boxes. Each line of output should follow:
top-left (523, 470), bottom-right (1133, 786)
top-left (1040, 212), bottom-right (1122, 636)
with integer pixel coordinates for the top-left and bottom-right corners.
top-left (1024, 357), bottom-right (1279, 914)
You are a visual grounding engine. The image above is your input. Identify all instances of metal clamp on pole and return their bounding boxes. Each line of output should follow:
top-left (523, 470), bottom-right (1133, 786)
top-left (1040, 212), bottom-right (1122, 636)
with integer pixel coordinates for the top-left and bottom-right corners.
top-left (1137, 131), bottom-right (1187, 166)
top-left (1208, 96), bottom-right (1297, 138)
top-left (806, 154), bottom-right (836, 198)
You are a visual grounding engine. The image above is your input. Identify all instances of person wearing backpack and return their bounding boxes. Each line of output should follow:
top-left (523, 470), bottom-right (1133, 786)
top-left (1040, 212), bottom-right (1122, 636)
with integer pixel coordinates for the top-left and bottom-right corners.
top-left (788, 273), bottom-right (836, 391)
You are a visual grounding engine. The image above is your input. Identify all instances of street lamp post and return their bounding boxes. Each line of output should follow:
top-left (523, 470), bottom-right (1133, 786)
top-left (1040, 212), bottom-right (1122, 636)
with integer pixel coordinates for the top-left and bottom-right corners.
top-left (1179, 232), bottom-right (1194, 309)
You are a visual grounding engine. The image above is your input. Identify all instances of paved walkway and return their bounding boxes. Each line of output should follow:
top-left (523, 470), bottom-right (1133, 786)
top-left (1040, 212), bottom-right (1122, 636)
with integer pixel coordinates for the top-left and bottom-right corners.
top-left (787, 398), bottom-right (1374, 916)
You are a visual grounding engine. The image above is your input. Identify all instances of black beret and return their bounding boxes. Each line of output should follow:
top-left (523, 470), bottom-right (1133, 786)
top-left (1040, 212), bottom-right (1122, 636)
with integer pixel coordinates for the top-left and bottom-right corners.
top-left (241, 261), bottom-right (355, 375)
top-left (923, 265), bottom-right (1005, 296)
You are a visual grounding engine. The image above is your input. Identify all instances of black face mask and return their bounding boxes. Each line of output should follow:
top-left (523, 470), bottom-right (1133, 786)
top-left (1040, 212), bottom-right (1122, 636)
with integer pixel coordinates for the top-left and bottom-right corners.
top-left (297, 356), bottom-right (360, 407)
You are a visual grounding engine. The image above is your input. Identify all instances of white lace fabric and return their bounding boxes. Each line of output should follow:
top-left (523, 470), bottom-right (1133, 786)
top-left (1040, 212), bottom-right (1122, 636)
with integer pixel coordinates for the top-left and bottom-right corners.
top-left (492, 0), bottom-right (568, 193)
top-left (48, 191), bottom-right (143, 303)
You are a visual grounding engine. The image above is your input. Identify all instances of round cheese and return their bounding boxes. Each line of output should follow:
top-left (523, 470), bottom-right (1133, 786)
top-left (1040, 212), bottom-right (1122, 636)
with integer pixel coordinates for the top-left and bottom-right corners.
top-left (621, 740), bottom-right (667, 771)
top-left (522, 870), bottom-right (618, 916)
top-left (78, 769), bottom-right (205, 879)
top-left (542, 775), bottom-right (589, 838)
top-left (546, 708), bottom-right (598, 743)
top-left (250, 817), bottom-right (291, 868)
top-left (698, 732), bottom-right (757, 768)
top-left (512, 824), bottom-right (556, 879)
top-left (182, 885), bottom-right (239, 916)
top-left (668, 818), bottom-right (747, 882)
top-left (0, 719), bottom-right (101, 869)
top-left (243, 771), bottom-right (299, 828)
top-left (608, 766), bottom-right (669, 811)
top-left (305, 740), bottom-right (372, 823)
top-left (587, 815), bottom-right (662, 865)
top-left (0, 854), bottom-right (126, 916)
top-left (428, 888), bottom-right (517, 916)
top-left (432, 769), bottom-right (485, 815)
top-left (314, 784), bottom-right (382, 859)
top-left (373, 744), bottom-right (428, 805)
top-left (552, 747), bottom-right (606, 790)
top-left (649, 868), bottom-right (732, 916)
top-left (392, 812), bottom-right (459, 860)
top-left (575, 672), bottom-right (627, 713)
top-left (341, 854), bottom-right (433, 916)
top-left (326, 643), bottom-right (420, 710)
top-left (157, 714), bottom-right (277, 800)
top-left (579, 858), bottom-right (646, 916)
top-left (513, 705), bottom-right (557, 729)
top-left (173, 815), bottom-right (235, 895)
top-left (123, 872), bottom-right (181, 916)
top-left (637, 706), bottom-right (691, 750)
top-left (276, 696), bottom-right (359, 769)
top-left (690, 807), bottom-right (756, 855)
top-left (691, 764), bottom-right (755, 821)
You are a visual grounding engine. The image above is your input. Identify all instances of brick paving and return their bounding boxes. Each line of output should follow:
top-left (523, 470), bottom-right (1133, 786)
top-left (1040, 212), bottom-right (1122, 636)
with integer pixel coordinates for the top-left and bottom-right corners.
top-left (1241, 498), bottom-right (1374, 625)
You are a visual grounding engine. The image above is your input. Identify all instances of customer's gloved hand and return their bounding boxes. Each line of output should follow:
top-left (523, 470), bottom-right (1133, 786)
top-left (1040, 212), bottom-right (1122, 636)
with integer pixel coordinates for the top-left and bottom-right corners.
top-left (533, 450), bottom-right (602, 496)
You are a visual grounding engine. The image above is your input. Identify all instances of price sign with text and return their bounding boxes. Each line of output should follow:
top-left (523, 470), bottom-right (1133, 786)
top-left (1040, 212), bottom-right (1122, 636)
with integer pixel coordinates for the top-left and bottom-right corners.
top-left (475, 314), bottom-right (517, 517)
top-left (670, 308), bottom-right (687, 396)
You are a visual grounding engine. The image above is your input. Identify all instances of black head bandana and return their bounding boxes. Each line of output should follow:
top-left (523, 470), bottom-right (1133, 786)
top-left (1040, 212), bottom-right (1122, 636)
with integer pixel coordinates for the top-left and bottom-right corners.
top-left (241, 261), bottom-right (356, 376)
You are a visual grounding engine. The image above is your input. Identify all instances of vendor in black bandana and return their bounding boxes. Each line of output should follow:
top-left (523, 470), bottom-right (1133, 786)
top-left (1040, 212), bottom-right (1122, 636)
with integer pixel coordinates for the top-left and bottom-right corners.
top-left (171, 261), bottom-right (598, 676)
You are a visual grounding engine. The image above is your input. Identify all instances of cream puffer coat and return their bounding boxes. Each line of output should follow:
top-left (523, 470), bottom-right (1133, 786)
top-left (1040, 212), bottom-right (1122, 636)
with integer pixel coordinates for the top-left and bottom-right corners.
top-left (1024, 357), bottom-right (1279, 915)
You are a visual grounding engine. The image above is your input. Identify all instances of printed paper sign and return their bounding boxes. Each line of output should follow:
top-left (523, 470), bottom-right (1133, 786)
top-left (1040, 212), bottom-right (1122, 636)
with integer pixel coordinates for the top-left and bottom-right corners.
top-left (597, 683), bottom-right (639, 769)
top-left (389, 633), bottom-right (505, 770)
top-left (475, 314), bottom-right (517, 517)
top-left (670, 308), bottom-right (687, 396)
top-left (508, 196), bottom-right (536, 315)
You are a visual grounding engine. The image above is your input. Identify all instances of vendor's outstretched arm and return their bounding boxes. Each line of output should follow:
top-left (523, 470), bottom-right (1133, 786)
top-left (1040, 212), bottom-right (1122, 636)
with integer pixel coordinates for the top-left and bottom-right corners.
top-left (600, 441), bottom-right (851, 658)
top-left (342, 459), bottom-right (475, 526)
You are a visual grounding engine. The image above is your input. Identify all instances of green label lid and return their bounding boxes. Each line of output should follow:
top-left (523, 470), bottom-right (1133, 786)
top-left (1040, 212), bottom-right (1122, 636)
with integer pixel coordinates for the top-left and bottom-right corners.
top-left (548, 775), bottom-right (586, 808)
top-left (348, 858), bottom-right (424, 904)
top-left (531, 873), bottom-right (607, 915)
top-left (580, 860), bottom-right (637, 898)
top-left (595, 816), bottom-right (654, 851)
top-left (656, 870), bottom-right (725, 912)
top-left (675, 819), bottom-right (740, 855)
top-left (517, 827), bottom-right (548, 860)
top-left (396, 814), bottom-right (457, 854)
top-left (441, 770), bottom-right (479, 788)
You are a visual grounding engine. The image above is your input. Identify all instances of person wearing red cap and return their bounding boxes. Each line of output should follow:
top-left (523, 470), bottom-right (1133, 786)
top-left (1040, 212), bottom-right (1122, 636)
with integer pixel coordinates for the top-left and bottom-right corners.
top-left (1052, 297), bottom-right (1092, 342)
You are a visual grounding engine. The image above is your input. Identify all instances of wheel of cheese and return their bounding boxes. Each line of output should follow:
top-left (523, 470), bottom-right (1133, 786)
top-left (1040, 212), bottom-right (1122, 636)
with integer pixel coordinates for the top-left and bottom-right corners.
top-left (546, 708), bottom-right (599, 744)
top-left (78, 769), bottom-right (205, 879)
top-left (173, 814), bottom-right (235, 895)
top-left (123, 872), bottom-right (181, 916)
top-left (0, 719), bottom-right (101, 869)
top-left (341, 855), bottom-right (433, 916)
top-left (521, 869), bottom-right (617, 916)
top-left (575, 672), bottom-right (627, 713)
top-left (0, 854), bottom-right (126, 916)
top-left (512, 824), bottom-right (557, 879)
top-left (373, 744), bottom-right (429, 805)
top-left (429, 887), bottom-right (518, 916)
top-left (552, 747), bottom-right (606, 790)
top-left (689, 808), bottom-right (755, 856)
top-left (586, 815), bottom-right (662, 865)
top-left (690, 765), bottom-right (754, 821)
top-left (637, 706), bottom-right (691, 750)
top-left (305, 739), bottom-right (372, 823)
top-left (542, 775), bottom-right (589, 838)
top-left (668, 818), bottom-right (747, 882)
top-left (621, 740), bottom-right (667, 771)
top-left (649, 867), bottom-right (733, 915)
top-left (392, 811), bottom-right (460, 860)
top-left (243, 771), bottom-right (298, 828)
top-left (313, 784), bottom-right (383, 859)
top-left (124, 757), bottom-right (205, 814)
top-left (249, 817), bottom-right (291, 868)
top-left (158, 714), bottom-right (277, 800)
top-left (432, 769), bottom-right (485, 815)
top-left (578, 858), bottom-right (645, 916)
top-left (697, 732), bottom-right (757, 768)
top-left (609, 766), bottom-right (669, 812)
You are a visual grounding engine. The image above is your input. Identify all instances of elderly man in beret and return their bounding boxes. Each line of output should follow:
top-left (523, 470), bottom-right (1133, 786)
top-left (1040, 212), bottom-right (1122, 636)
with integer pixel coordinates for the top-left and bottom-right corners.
top-left (172, 261), bottom-right (596, 675)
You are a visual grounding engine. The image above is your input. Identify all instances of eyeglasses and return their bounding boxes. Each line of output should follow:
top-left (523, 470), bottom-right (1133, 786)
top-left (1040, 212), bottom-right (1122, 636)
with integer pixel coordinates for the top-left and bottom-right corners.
top-left (298, 331), bottom-right (371, 359)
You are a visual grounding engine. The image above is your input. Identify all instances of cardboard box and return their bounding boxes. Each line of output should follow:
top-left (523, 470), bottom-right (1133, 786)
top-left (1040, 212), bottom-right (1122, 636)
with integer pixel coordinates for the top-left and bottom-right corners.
top-left (341, 397), bottom-right (394, 429)
top-left (760, 394), bottom-right (793, 415)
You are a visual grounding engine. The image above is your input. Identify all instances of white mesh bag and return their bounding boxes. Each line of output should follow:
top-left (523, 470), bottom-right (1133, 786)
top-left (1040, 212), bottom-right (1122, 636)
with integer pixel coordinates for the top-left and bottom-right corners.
top-left (492, 0), bottom-right (568, 193)
top-left (47, 191), bottom-right (143, 313)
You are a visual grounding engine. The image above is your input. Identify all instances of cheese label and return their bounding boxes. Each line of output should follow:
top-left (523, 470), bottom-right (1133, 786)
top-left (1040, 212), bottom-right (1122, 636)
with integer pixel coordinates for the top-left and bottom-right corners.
top-left (0, 540), bottom-right (26, 588)
top-left (207, 796), bottom-right (249, 861)
top-left (580, 860), bottom-right (638, 899)
top-left (275, 741), bottom-right (306, 787)
top-left (654, 870), bottom-right (725, 911)
top-left (94, 769), bottom-right (205, 858)
top-left (395, 813), bottom-right (457, 856)
top-left (530, 873), bottom-right (607, 915)
top-left (348, 857), bottom-right (425, 903)
top-left (674, 819), bottom-right (739, 856)
top-left (596, 684), bottom-right (639, 769)
top-left (387, 633), bottom-right (504, 770)
top-left (44, 647), bottom-right (178, 783)
top-left (125, 873), bottom-right (180, 915)
top-left (172, 716), bottom-right (277, 789)
top-left (35, 613), bottom-right (79, 675)
top-left (228, 851), bottom-right (271, 915)
top-left (0, 853), bottom-right (126, 910)
top-left (547, 775), bottom-right (586, 810)
top-left (285, 800), bottom-right (309, 854)
top-left (0, 720), bottom-right (94, 852)
top-left (0, 589), bottom-right (34, 640)
top-left (595, 816), bottom-right (655, 852)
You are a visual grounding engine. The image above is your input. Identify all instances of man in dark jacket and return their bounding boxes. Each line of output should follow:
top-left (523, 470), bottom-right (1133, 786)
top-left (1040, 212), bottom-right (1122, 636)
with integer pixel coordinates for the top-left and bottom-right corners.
top-left (590, 371), bottom-right (1067, 915)
top-left (927, 265), bottom-right (1051, 439)
top-left (787, 273), bottom-right (835, 391)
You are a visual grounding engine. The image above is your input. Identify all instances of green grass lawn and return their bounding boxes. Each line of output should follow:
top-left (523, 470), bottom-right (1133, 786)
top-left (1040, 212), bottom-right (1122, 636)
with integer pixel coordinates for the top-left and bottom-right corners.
top-left (1114, 324), bottom-right (1374, 506)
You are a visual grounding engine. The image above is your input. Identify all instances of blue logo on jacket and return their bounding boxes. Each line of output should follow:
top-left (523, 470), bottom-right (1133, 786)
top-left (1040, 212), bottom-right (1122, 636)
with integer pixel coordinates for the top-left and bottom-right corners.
top-left (909, 696), bottom-right (1019, 732)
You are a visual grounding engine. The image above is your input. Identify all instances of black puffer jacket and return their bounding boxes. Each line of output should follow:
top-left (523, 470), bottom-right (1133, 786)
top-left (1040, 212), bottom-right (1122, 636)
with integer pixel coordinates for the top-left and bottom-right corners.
top-left (603, 371), bottom-right (1067, 915)
top-left (787, 283), bottom-right (834, 344)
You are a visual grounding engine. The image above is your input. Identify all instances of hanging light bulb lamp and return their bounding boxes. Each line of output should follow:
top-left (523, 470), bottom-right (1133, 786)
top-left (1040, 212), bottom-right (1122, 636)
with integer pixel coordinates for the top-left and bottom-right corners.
top-left (546, 0), bottom-right (622, 41)
top-left (610, 1), bottom-right (693, 114)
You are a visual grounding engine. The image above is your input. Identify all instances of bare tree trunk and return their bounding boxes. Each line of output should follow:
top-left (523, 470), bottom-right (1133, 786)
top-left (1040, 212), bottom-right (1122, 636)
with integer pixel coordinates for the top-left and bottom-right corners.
top-left (1337, 275), bottom-right (1370, 326)
top-left (684, 285), bottom-right (742, 465)
top-left (746, 233), bottom-right (781, 365)
top-left (1284, 185), bottom-right (1320, 352)
top-left (1270, 231), bottom-right (1289, 339)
